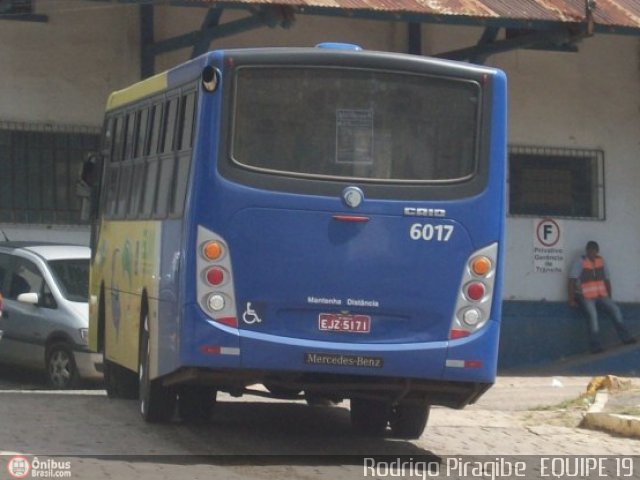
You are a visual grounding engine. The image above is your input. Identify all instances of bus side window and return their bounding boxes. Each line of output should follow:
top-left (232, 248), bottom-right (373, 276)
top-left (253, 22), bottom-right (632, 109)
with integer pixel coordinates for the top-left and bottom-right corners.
top-left (161, 97), bottom-right (178, 154)
top-left (129, 160), bottom-right (146, 218)
top-left (129, 108), bottom-right (148, 218)
top-left (140, 102), bottom-right (163, 218)
top-left (177, 92), bottom-right (195, 151)
top-left (123, 111), bottom-right (136, 161)
top-left (171, 92), bottom-right (196, 216)
top-left (155, 97), bottom-right (179, 218)
top-left (116, 163), bottom-right (132, 218)
top-left (146, 103), bottom-right (162, 157)
top-left (105, 115), bottom-right (124, 217)
top-left (141, 159), bottom-right (158, 218)
top-left (135, 109), bottom-right (149, 159)
top-left (116, 112), bottom-right (136, 217)
top-left (112, 115), bottom-right (126, 163)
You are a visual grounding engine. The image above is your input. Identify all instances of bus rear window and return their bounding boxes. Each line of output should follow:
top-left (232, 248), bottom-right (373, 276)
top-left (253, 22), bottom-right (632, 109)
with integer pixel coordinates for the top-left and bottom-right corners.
top-left (231, 67), bottom-right (480, 182)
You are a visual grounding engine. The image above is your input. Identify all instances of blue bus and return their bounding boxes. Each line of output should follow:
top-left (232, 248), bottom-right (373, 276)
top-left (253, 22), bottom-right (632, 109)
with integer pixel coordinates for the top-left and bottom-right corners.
top-left (85, 44), bottom-right (507, 439)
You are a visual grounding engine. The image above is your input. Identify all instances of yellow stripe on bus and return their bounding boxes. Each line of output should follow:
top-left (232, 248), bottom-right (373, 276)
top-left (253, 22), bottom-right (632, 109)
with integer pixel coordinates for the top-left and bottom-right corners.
top-left (106, 72), bottom-right (168, 111)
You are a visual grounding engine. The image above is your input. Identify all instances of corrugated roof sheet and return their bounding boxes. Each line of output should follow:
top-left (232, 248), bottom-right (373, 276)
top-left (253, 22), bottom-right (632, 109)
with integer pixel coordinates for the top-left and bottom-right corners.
top-left (193, 0), bottom-right (640, 33)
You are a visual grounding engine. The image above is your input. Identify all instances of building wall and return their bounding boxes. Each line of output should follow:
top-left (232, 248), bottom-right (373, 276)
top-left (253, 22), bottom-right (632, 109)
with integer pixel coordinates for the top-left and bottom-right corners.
top-left (426, 25), bottom-right (640, 303)
top-left (500, 35), bottom-right (640, 304)
top-left (0, 1), bottom-right (139, 126)
top-left (424, 26), bottom-right (640, 368)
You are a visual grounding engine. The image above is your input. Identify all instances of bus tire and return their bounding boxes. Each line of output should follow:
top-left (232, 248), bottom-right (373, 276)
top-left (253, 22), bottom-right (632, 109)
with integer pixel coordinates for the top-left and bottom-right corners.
top-left (350, 398), bottom-right (389, 436)
top-left (178, 386), bottom-right (217, 423)
top-left (103, 359), bottom-right (117, 398)
top-left (138, 315), bottom-right (175, 422)
top-left (389, 402), bottom-right (430, 439)
top-left (264, 383), bottom-right (302, 399)
top-left (104, 359), bottom-right (138, 399)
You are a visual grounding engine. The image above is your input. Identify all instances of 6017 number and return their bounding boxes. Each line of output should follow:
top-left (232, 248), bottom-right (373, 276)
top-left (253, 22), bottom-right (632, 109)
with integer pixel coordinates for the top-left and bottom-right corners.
top-left (410, 223), bottom-right (454, 242)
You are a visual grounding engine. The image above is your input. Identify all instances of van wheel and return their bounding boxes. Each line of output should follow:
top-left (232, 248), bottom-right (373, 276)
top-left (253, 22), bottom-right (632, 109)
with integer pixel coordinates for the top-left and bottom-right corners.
top-left (46, 343), bottom-right (78, 389)
top-left (138, 315), bottom-right (175, 422)
top-left (350, 398), bottom-right (389, 436)
top-left (178, 386), bottom-right (217, 423)
top-left (389, 402), bottom-right (430, 439)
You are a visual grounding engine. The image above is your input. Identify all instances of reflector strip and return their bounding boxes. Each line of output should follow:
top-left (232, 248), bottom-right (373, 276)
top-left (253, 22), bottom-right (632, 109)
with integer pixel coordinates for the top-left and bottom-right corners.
top-left (446, 359), bottom-right (465, 368)
top-left (450, 329), bottom-right (471, 339)
top-left (201, 346), bottom-right (240, 356)
top-left (216, 316), bottom-right (238, 327)
top-left (221, 347), bottom-right (240, 356)
top-left (446, 359), bottom-right (482, 369)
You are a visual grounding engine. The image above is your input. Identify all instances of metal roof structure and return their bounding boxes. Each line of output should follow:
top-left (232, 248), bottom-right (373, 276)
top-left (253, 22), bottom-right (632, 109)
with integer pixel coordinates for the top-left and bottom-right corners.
top-left (2, 0), bottom-right (639, 77)
top-left (176, 0), bottom-right (640, 34)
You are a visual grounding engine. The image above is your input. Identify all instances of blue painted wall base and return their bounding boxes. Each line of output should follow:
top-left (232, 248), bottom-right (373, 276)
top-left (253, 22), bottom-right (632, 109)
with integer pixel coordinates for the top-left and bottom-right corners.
top-left (498, 301), bottom-right (640, 375)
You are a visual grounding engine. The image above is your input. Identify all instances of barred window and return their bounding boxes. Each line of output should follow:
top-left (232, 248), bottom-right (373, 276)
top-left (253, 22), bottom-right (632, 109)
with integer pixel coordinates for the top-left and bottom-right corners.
top-left (0, 123), bottom-right (100, 225)
top-left (509, 145), bottom-right (605, 220)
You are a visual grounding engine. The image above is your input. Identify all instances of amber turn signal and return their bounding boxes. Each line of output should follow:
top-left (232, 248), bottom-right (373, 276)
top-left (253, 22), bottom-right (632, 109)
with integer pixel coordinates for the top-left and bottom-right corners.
top-left (471, 256), bottom-right (491, 276)
top-left (203, 241), bottom-right (223, 261)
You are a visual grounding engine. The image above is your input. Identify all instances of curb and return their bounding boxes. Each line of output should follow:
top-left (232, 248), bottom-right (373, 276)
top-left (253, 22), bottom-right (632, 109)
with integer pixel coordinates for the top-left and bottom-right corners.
top-left (580, 392), bottom-right (640, 439)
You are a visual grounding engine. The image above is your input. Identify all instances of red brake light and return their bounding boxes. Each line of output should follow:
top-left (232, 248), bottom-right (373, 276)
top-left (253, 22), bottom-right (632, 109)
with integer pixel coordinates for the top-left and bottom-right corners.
top-left (466, 282), bottom-right (485, 301)
top-left (332, 215), bottom-right (370, 222)
top-left (206, 267), bottom-right (224, 286)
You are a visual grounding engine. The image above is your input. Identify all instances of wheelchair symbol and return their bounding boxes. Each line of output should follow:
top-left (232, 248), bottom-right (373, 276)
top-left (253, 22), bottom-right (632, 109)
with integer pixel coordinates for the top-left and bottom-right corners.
top-left (242, 302), bottom-right (262, 325)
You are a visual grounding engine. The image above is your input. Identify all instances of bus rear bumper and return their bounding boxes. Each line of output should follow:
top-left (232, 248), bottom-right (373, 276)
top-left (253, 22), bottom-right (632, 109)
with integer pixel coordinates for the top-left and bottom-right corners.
top-left (178, 307), bottom-right (500, 407)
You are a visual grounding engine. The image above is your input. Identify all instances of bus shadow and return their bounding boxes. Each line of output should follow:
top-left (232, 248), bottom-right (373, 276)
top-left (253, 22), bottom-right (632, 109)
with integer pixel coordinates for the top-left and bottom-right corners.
top-left (155, 400), bottom-right (437, 461)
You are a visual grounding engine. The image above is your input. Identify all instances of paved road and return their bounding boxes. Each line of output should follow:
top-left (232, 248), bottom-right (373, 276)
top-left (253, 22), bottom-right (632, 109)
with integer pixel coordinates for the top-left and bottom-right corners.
top-left (0, 371), bottom-right (639, 479)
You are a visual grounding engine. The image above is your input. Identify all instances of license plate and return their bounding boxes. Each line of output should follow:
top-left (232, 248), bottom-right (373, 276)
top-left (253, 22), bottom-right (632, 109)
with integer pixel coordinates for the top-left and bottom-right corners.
top-left (318, 313), bottom-right (371, 333)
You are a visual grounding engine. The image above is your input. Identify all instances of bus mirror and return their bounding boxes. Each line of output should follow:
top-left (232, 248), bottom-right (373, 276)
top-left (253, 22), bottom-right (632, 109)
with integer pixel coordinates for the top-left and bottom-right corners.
top-left (202, 66), bottom-right (220, 93)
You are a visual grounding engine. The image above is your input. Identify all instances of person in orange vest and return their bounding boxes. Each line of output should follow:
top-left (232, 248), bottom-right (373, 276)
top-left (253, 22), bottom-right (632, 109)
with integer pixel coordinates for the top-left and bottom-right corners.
top-left (568, 240), bottom-right (637, 353)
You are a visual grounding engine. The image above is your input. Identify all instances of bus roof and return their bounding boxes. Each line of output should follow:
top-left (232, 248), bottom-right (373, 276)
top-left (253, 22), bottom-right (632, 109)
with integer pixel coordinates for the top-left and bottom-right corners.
top-left (104, 47), bottom-right (499, 112)
top-left (105, 54), bottom-right (210, 111)
top-left (106, 71), bottom-right (168, 111)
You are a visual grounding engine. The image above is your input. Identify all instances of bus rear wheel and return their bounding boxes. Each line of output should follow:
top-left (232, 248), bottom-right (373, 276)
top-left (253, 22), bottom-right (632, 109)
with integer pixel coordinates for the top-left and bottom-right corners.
top-left (389, 402), bottom-right (430, 439)
top-left (104, 359), bottom-right (138, 399)
top-left (139, 315), bottom-right (176, 422)
top-left (350, 398), bottom-right (389, 436)
top-left (178, 386), bottom-right (217, 423)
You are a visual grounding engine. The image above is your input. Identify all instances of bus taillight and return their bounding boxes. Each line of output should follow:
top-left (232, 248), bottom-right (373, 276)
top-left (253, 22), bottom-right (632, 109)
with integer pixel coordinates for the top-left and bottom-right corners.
top-left (470, 256), bottom-right (491, 276)
top-left (461, 307), bottom-right (481, 326)
top-left (206, 294), bottom-right (226, 312)
top-left (203, 241), bottom-right (224, 261)
top-left (206, 267), bottom-right (225, 286)
top-left (465, 282), bottom-right (485, 301)
top-left (450, 243), bottom-right (498, 339)
top-left (197, 226), bottom-right (237, 327)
